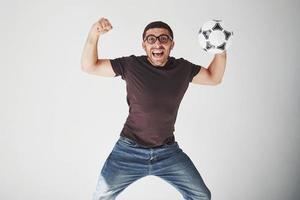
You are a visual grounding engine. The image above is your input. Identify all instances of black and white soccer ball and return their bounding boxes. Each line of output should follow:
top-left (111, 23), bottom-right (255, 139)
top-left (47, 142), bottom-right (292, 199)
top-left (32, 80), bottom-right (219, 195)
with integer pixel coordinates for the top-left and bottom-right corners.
top-left (198, 19), bottom-right (233, 54)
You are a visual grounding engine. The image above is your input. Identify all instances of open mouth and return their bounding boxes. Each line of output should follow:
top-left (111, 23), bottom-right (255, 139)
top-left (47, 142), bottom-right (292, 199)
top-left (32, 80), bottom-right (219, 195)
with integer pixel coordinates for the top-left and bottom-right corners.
top-left (152, 49), bottom-right (164, 58)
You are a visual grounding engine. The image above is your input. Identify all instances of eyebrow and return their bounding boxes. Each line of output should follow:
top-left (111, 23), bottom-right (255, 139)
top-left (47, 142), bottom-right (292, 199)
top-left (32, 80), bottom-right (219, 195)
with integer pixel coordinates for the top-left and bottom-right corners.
top-left (145, 34), bottom-right (171, 38)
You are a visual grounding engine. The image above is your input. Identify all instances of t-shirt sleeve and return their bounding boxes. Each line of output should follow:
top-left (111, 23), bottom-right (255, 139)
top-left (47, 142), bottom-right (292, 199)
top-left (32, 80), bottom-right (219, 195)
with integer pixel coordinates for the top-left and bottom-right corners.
top-left (183, 59), bottom-right (201, 82)
top-left (190, 64), bottom-right (201, 82)
top-left (110, 57), bottom-right (128, 80)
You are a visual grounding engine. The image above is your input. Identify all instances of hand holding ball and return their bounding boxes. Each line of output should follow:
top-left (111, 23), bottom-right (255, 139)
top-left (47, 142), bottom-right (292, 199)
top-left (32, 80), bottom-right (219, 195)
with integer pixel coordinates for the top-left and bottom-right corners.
top-left (198, 20), bottom-right (233, 54)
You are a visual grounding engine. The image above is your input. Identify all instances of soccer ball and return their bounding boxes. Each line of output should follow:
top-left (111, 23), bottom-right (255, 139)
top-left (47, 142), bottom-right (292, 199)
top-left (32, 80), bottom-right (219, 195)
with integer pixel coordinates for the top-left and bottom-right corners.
top-left (198, 19), bottom-right (233, 54)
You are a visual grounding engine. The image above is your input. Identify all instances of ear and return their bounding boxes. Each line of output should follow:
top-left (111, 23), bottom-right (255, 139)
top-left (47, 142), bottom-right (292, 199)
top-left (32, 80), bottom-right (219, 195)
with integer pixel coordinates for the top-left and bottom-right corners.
top-left (142, 41), bottom-right (146, 51)
top-left (171, 41), bottom-right (175, 50)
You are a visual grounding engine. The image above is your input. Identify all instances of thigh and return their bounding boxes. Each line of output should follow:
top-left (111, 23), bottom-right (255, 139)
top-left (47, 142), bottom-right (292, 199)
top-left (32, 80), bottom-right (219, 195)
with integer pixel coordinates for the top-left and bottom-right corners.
top-left (93, 139), bottom-right (148, 200)
top-left (154, 149), bottom-right (211, 200)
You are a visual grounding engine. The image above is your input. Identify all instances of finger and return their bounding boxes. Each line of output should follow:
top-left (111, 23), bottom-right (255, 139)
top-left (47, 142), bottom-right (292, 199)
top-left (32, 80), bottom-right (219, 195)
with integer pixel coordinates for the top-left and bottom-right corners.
top-left (104, 20), bottom-right (112, 29)
top-left (101, 20), bottom-right (109, 29)
top-left (97, 18), bottom-right (106, 29)
top-left (102, 18), bottom-right (109, 23)
top-left (98, 17), bottom-right (105, 23)
top-left (102, 23), bottom-right (112, 32)
top-left (102, 18), bottom-right (112, 27)
top-left (102, 20), bottom-right (109, 27)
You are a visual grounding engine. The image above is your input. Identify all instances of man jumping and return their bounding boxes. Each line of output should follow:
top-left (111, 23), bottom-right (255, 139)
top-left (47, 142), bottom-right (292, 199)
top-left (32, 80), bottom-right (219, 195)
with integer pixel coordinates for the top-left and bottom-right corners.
top-left (81, 17), bottom-right (227, 200)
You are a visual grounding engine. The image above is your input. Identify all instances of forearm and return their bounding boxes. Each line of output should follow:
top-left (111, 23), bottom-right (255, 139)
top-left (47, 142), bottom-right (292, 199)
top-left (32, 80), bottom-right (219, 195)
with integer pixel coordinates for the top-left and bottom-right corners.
top-left (81, 18), bottom-right (112, 72)
top-left (207, 51), bottom-right (227, 83)
top-left (81, 34), bottom-right (99, 71)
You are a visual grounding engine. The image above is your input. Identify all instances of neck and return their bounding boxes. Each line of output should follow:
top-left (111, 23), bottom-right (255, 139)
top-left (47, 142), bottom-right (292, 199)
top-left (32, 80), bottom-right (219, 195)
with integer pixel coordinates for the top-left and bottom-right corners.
top-left (147, 57), bottom-right (168, 67)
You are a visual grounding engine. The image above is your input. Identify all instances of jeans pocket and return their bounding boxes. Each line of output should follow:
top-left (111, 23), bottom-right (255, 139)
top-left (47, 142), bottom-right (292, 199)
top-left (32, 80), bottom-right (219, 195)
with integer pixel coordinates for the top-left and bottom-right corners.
top-left (118, 136), bottom-right (138, 147)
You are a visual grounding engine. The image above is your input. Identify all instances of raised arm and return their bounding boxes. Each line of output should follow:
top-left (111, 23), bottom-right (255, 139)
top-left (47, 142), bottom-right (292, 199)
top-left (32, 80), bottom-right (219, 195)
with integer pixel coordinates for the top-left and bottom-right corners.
top-left (192, 51), bottom-right (227, 85)
top-left (81, 17), bottom-right (116, 77)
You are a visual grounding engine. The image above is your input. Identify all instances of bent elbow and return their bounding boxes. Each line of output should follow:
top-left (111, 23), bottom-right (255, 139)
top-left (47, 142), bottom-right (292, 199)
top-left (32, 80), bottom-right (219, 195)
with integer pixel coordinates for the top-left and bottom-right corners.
top-left (216, 79), bottom-right (222, 85)
top-left (81, 64), bottom-right (86, 72)
top-left (212, 78), bottom-right (222, 85)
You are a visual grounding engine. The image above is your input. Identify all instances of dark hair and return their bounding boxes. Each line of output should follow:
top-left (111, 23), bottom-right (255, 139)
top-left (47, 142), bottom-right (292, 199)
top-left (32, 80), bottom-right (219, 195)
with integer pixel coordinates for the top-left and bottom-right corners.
top-left (142, 21), bottom-right (173, 40)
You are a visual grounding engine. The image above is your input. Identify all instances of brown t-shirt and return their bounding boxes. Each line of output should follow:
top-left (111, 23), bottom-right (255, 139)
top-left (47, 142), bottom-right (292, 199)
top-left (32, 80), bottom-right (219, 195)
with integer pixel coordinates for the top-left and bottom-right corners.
top-left (110, 55), bottom-right (201, 148)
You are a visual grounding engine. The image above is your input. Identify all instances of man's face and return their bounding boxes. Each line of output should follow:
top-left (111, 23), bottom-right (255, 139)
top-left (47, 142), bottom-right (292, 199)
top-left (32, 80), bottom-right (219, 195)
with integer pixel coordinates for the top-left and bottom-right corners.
top-left (142, 28), bottom-right (174, 67)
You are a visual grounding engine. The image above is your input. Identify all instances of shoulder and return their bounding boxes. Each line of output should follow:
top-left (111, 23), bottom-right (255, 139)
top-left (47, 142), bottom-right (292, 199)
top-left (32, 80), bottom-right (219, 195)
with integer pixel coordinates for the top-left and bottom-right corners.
top-left (111, 54), bottom-right (136, 61)
top-left (170, 57), bottom-right (200, 67)
top-left (110, 55), bottom-right (139, 66)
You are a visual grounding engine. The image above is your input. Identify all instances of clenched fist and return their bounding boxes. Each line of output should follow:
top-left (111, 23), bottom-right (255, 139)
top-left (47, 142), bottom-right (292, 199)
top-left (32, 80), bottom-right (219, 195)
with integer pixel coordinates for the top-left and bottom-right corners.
top-left (88, 17), bottom-right (113, 39)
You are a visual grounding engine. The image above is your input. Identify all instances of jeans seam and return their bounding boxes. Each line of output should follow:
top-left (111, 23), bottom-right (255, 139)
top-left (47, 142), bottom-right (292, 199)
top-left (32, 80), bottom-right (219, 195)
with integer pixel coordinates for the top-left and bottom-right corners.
top-left (148, 148), bottom-right (154, 175)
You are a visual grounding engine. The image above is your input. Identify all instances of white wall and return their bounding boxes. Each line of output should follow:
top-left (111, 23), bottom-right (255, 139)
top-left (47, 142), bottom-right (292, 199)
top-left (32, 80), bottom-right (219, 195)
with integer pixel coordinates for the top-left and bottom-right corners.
top-left (1, 0), bottom-right (299, 199)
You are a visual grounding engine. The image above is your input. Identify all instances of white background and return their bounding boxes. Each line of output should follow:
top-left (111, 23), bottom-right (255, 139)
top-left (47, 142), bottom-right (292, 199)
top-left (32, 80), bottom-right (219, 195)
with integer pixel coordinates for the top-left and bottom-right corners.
top-left (1, 0), bottom-right (299, 199)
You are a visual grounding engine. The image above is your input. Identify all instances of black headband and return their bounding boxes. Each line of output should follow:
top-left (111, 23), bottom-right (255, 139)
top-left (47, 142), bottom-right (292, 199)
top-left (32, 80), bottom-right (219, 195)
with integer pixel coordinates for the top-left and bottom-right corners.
top-left (142, 21), bottom-right (173, 40)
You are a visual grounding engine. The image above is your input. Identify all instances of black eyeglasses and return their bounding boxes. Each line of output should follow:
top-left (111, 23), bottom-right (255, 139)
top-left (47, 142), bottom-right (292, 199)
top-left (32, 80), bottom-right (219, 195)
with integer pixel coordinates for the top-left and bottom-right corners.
top-left (144, 34), bottom-right (172, 44)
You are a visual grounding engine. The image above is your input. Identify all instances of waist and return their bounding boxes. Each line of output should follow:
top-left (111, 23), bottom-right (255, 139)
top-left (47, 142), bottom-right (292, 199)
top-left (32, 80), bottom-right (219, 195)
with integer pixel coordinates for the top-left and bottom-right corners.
top-left (120, 127), bottom-right (175, 148)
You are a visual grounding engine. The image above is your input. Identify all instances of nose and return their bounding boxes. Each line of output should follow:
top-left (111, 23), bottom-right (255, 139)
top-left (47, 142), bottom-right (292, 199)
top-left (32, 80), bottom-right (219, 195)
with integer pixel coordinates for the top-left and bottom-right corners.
top-left (153, 39), bottom-right (163, 47)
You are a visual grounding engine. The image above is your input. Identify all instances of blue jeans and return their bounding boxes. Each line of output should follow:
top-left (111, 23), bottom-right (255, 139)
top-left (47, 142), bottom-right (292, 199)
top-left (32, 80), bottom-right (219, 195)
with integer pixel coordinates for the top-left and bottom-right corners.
top-left (93, 136), bottom-right (211, 200)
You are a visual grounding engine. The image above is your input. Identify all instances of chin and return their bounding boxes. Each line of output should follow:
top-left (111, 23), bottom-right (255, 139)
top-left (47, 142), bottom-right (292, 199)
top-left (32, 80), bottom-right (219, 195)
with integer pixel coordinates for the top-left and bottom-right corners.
top-left (150, 57), bottom-right (167, 66)
top-left (152, 61), bottom-right (165, 66)
top-left (153, 63), bottom-right (164, 67)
